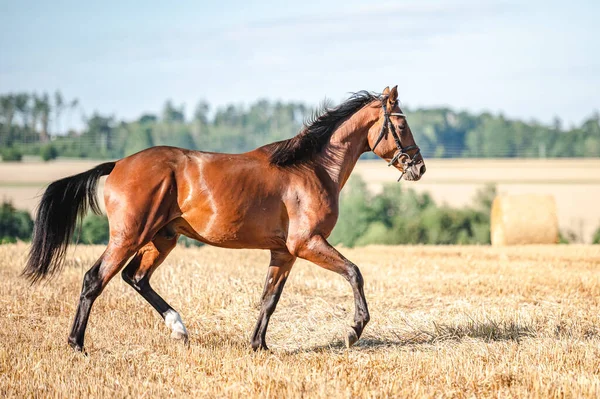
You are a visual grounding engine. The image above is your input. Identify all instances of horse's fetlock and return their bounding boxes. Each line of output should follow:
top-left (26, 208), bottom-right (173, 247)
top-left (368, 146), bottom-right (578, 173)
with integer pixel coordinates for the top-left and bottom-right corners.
top-left (362, 313), bottom-right (371, 326)
top-left (121, 268), bottom-right (133, 284)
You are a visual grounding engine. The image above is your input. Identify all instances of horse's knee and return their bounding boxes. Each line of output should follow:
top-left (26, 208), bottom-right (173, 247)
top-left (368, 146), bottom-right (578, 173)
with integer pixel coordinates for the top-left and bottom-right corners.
top-left (81, 267), bottom-right (104, 300)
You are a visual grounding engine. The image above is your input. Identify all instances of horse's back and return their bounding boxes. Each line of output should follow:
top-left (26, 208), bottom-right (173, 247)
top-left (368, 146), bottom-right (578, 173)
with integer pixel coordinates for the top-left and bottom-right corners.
top-left (104, 146), bottom-right (290, 249)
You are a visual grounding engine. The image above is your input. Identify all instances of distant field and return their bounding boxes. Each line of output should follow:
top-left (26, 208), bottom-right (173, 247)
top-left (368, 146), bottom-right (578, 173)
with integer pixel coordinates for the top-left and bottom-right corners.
top-left (1, 158), bottom-right (599, 241)
top-left (355, 159), bottom-right (600, 243)
top-left (1, 244), bottom-right (600, 397)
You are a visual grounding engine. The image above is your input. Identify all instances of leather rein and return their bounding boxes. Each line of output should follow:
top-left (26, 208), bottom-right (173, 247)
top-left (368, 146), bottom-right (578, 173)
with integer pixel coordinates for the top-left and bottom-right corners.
top-left (371, 100), bottom-right (421, 181)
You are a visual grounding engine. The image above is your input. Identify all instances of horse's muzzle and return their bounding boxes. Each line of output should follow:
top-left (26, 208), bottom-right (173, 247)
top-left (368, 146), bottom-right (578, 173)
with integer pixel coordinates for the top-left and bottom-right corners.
top-left (403, 161), bottom-right (426, 181)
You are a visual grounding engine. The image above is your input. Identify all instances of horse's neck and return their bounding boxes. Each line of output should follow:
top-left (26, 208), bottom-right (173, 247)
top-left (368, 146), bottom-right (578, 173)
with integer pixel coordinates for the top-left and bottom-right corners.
top-left (317, 106), bottom-right (377, 191)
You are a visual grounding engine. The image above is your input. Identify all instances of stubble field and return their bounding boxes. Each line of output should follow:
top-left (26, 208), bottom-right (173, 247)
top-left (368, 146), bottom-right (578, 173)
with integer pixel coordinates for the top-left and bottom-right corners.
top-left (1, 243), bottom-right (600, 398)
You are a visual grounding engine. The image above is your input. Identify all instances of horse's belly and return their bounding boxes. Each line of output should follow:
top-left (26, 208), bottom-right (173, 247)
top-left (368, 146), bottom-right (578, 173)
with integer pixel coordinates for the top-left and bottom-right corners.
top-left (180, 204), bottom-right (287, 250)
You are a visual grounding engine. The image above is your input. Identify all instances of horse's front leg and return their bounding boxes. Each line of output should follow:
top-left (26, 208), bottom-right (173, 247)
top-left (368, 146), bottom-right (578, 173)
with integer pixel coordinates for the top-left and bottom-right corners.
top-left (292, 235), bottom-right (370, 347)
top-left (251, 250), bottom-right (296, 351)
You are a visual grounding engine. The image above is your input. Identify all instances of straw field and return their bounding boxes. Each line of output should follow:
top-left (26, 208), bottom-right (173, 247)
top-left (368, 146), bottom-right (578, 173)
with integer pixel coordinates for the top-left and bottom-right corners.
top-left (1, 243), bottom-right (600, 398)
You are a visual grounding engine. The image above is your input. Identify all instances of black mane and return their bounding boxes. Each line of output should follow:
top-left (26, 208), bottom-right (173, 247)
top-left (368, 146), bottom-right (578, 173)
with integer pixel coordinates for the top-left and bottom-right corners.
top-left (267, 91), bottom-right (381, 167)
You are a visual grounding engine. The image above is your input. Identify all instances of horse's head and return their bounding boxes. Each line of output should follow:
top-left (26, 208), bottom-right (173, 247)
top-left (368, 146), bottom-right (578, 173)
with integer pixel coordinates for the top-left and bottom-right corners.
top-left (368, 85), bottom-right (426, 182)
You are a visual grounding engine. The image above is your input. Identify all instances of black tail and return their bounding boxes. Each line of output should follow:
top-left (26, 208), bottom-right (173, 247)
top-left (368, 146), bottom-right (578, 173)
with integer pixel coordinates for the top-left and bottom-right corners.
top-left (23, 162), bottom-right (116, 284)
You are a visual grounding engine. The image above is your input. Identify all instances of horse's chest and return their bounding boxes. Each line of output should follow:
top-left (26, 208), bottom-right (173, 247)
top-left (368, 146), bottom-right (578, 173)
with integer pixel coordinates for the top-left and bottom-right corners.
top-left (288, 191), bottom-right (339, 235)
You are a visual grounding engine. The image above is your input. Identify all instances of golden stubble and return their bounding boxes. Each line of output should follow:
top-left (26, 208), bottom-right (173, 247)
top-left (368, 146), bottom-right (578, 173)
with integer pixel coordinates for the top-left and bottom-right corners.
top-left (1, 243), bottom-right (600, 398)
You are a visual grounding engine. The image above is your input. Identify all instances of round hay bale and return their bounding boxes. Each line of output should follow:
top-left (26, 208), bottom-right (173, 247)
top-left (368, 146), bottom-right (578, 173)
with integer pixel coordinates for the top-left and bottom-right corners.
top-left (491, 194), bottom-right (559, 246)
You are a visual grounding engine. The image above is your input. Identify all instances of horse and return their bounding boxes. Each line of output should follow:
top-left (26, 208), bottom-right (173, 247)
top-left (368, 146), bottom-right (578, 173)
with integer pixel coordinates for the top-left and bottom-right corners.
top-left (23, 85), bottom-right (425, 352)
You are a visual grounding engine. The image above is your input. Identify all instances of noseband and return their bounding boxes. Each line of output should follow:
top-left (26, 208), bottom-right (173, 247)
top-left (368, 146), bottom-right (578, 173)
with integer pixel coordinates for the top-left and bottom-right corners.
top-left (371, 101), bottom-right (421, 181)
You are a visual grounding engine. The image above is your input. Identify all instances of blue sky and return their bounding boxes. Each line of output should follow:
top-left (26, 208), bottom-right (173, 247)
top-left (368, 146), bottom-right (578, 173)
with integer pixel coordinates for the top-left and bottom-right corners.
top-left (1, 0), bottom-right (598, 128)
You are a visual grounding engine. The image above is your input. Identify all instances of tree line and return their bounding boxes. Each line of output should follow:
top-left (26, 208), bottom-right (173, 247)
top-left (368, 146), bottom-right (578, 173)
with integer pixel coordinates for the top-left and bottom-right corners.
top-left (1, 91), bottom-right (599, 160)
top-left (0, 91), bottom-right (79, 145)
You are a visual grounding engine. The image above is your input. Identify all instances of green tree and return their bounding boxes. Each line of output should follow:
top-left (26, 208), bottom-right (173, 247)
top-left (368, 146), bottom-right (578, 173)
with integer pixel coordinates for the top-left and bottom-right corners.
top-left (193, 100), bottom-right (210, 126)
top-left (330, 176), bottom-right (496, 247)
top-left (138, 114), bottom-right (157, 124)
top-left (40, 143), bottom-right (59, 161)
top-left (2, 90), bottom-right (599, 161)
top-left (581, 114), bottom-right (600, 157)
top-left (80, 214), bottom-right (109, 244)
top-left (0, 201), bottom-right (33, 242)
top-left (592, 225), bottom-right (600, 244)
top-left (30, 93), bottom-right (41, 137)
top-left (162, 100), bottom-right (185, 123)
top-left (0, 95), bottom-right (15, 145)
top-left (1, 147), bottom-right (23, 162)
top-left (39, 93), bottom-right (51, 142)
top-left (86, 114), bottom-right (114, 153)
top-left (124, 125), bottom-right (154, 155)
top-left (14, 93), bottom-right (30, 133)
top-left (354, 221), bottom-right (392, 246)
top-left (329, 176), bottom-right (373, 247)
top-left (54, 90), bottom-right (64, 134)
top-left (465, 114), bottom-right (514, 157)
top-left (66, 98), bottom-right (79, 132)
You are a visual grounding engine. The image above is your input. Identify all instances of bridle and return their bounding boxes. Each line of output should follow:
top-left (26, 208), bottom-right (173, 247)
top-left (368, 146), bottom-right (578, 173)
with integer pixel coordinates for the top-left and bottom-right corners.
top-left (371, 99), bottom-right (421, 181)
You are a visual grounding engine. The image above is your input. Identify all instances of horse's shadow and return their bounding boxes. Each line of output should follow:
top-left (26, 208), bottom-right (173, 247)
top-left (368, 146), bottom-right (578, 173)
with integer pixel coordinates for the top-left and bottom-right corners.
top-left (287, 319), bottom-right (538, 354)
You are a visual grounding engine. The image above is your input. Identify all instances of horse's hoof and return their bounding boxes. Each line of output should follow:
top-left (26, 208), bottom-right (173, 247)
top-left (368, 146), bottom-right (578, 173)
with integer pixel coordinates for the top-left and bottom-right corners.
top-left (171, 330), bottom-right (189, 345)
top-left (251, 336), bottom-right (269, 351)
top-left (69, 344), bottom-right (88, 356)
top-left (68, 338), bottom-right (84, 353)
top-left (71, 344), bottom-right (84, 352)
top-left (251, 341), bottom-right (269, 351)
top-left (345, 328), bottom-right (359, 348)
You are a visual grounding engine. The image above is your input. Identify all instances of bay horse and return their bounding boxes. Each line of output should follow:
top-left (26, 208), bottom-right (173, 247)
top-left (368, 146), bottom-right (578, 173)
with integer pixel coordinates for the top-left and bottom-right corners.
top-left (23, 85), bottom-right (425, 352)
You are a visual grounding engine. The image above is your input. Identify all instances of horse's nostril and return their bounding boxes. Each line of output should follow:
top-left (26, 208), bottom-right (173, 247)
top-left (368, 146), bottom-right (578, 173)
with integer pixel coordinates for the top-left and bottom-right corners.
top-left (419, 164), bottom-right (426, 175)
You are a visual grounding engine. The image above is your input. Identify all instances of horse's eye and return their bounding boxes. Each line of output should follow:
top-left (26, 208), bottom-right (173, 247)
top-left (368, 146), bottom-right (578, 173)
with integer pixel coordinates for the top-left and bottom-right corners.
top-left (398, 123), bottom-right (406, 130)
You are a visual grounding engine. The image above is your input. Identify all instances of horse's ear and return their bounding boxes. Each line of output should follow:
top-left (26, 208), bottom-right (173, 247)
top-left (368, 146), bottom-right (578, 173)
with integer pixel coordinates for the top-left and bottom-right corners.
top-left (388, 85), bottom-right (398, 106)
top-left (382, 86), bottom-right (390, 96)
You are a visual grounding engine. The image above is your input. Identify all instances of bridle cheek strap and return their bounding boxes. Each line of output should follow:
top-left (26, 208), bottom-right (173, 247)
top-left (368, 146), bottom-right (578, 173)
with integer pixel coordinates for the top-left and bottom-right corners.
top-left (371, 101), bottom-right (421, 181)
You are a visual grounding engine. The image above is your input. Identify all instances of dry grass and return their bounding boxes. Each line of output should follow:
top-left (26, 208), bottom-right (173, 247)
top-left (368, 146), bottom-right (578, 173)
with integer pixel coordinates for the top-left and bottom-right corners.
top-left (1, 243), bottom-right (600, 398)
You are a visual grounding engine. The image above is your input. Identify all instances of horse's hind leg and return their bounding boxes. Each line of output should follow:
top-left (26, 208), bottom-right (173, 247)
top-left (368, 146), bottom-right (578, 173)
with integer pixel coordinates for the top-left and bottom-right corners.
top-left (68, 243), bottom-right (135, 352)
top-left (121, 232), bottom-right (188, 342)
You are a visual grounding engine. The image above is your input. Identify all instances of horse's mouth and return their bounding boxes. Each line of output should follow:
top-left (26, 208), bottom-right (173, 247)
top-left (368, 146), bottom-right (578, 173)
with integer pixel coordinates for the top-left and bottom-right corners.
top-left (402, 162), bottom-right (426, 181)
top-left (403, 171), bottom-right (420, 181)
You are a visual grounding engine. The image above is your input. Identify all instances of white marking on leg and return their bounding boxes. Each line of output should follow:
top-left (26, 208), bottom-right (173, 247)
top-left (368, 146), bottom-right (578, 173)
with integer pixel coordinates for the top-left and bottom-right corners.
top-left (164, 309), bottom-right (188, 340)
